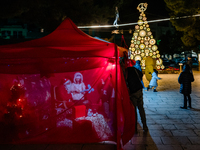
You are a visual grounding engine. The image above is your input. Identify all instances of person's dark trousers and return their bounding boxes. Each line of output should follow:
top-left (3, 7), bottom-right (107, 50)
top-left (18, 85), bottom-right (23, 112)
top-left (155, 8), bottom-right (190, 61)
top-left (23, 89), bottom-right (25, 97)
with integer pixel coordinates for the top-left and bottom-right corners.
top-left (184, 94), bottom-right (191, 108)
top-left (130, 89), bottom-right (147, 132)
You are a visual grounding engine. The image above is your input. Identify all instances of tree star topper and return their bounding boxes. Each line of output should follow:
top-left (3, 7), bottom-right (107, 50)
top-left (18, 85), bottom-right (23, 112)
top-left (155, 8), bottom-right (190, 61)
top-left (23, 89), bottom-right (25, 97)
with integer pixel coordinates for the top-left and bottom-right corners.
top-left (137, 3), bottom-right (148, 13)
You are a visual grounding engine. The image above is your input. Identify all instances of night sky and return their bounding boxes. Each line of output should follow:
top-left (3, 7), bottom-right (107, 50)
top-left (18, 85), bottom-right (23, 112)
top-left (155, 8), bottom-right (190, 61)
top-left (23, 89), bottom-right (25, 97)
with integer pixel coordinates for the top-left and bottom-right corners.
top-left (119, 0), bottom-right (169, 24)
top-left (143, 0), bottom-right (169, 17)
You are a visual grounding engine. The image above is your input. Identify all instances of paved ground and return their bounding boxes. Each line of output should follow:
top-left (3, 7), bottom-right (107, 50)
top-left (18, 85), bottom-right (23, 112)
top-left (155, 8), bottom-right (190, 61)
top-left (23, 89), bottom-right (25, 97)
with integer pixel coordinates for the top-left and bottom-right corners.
top-left (1, 71), bottom-right (200, 150)
top-left (124, 70), bottom-right (200, 150)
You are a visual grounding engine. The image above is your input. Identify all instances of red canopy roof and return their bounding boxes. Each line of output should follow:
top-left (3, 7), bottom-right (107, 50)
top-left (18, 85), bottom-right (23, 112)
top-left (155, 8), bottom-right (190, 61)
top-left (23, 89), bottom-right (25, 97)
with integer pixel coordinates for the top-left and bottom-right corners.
top-left (0, 18), bottom-right (117, 59)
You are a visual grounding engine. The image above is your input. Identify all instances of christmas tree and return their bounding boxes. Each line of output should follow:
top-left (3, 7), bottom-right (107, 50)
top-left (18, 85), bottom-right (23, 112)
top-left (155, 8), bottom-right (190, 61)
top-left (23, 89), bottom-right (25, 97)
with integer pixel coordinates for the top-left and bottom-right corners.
top-left (128, 3), bottom-right (164, 70)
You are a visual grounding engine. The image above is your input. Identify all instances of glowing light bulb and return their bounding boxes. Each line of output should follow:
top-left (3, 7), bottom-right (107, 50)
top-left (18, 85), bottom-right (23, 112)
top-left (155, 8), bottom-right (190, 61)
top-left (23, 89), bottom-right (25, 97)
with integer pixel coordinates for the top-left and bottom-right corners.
top-left (139, 30), bottom-right (146, 37)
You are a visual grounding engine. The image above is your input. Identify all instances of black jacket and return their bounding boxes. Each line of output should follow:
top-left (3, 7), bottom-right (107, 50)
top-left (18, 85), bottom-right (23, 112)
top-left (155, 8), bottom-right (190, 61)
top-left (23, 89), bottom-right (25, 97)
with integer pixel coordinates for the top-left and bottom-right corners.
top-left (178, 65), bottom-right (194, 95)
top-left (186, 58), bottom-right (193, 69)
top-left (127, 67), bottom-right (143, 94)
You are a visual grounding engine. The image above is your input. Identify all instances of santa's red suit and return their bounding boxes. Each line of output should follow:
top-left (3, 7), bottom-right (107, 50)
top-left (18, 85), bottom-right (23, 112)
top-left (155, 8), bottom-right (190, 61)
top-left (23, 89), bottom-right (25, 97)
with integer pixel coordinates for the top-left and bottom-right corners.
top-left (56, 79), bottom-right (73, 108)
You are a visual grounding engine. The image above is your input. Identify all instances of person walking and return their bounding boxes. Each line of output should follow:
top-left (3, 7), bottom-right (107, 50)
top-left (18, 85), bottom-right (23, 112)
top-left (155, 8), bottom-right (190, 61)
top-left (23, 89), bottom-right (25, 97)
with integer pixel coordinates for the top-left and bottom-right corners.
top-left (145, 56), bottom-right (156, 91)
top-left (126, 65), bottom-right (148, 133)
top-left (178, 64), bottom-right (194, 109)
top-left (186, 56), bottom-right (193, 72)
top-left (148, 69), bottom-right (161, 92)
top-left (133, 60), bottom-right (145, 88)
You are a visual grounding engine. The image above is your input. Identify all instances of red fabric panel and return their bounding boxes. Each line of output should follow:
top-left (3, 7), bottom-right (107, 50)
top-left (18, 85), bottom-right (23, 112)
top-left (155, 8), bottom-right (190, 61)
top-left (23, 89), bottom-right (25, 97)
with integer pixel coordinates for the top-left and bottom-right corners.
top-left (0, 46), bottom-right (116, 59)
top-left (115, 60), bottom-right (136, 149)
top-left (0, 63), bottom-right (135, 148)
top-left (0, 68), bottom-right (116, 144)
top-left (73, 105), bottom-right (86, 118)
top-left (0, 57), bottom-right (114, 74)
top-left (119, 67), bottom-right (136, 146)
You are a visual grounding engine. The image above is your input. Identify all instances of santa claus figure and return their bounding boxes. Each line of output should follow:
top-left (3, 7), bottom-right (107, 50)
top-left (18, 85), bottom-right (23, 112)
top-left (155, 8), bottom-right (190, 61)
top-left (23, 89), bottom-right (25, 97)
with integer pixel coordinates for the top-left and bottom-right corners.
top-left (57, 78), bottom-right (72, 108)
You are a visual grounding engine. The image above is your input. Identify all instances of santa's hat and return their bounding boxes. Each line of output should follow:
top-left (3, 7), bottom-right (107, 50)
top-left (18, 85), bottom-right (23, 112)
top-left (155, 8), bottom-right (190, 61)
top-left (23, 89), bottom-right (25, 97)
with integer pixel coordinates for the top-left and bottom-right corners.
top-left (61, 78), bottom-right (71, 85)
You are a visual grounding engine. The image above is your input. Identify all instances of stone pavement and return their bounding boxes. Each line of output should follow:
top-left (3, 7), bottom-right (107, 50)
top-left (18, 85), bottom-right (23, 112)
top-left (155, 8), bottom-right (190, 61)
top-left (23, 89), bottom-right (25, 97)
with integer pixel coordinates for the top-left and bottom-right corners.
top-left (1, 71), bottom-right (200, 150)
top-left (124, 70), bottom-right (200, 150)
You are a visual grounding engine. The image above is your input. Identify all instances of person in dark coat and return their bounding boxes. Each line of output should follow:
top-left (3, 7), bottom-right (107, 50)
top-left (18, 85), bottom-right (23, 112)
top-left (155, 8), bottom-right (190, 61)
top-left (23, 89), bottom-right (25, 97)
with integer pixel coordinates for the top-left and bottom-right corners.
top-left (186, 56), bottom-right (192, 70)
top-left (126, 66), bottom-right (148, 133)
top-left (133, 60), bottom-right (145, 88)
top-left (178, 64), bottom-right (194, 109)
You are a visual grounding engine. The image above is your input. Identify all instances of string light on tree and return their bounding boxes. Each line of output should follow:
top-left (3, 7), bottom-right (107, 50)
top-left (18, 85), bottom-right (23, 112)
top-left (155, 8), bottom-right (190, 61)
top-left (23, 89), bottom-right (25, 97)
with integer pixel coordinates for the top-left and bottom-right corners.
top-left (129, 3), bottom-right (164, 70)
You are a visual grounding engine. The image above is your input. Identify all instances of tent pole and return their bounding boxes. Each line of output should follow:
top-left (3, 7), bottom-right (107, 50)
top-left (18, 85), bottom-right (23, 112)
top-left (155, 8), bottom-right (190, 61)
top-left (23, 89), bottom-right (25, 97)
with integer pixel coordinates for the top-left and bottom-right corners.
top-left (115, 43), bottom-right (118, 108)
top-left (115, 43), bottom-right (121, 149)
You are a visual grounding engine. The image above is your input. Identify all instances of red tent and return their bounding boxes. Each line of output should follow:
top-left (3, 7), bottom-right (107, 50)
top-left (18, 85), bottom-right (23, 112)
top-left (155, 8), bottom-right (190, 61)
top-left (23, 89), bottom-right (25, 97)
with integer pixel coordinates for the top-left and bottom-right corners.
top-left (0, 18), bottom-right (135, 149)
